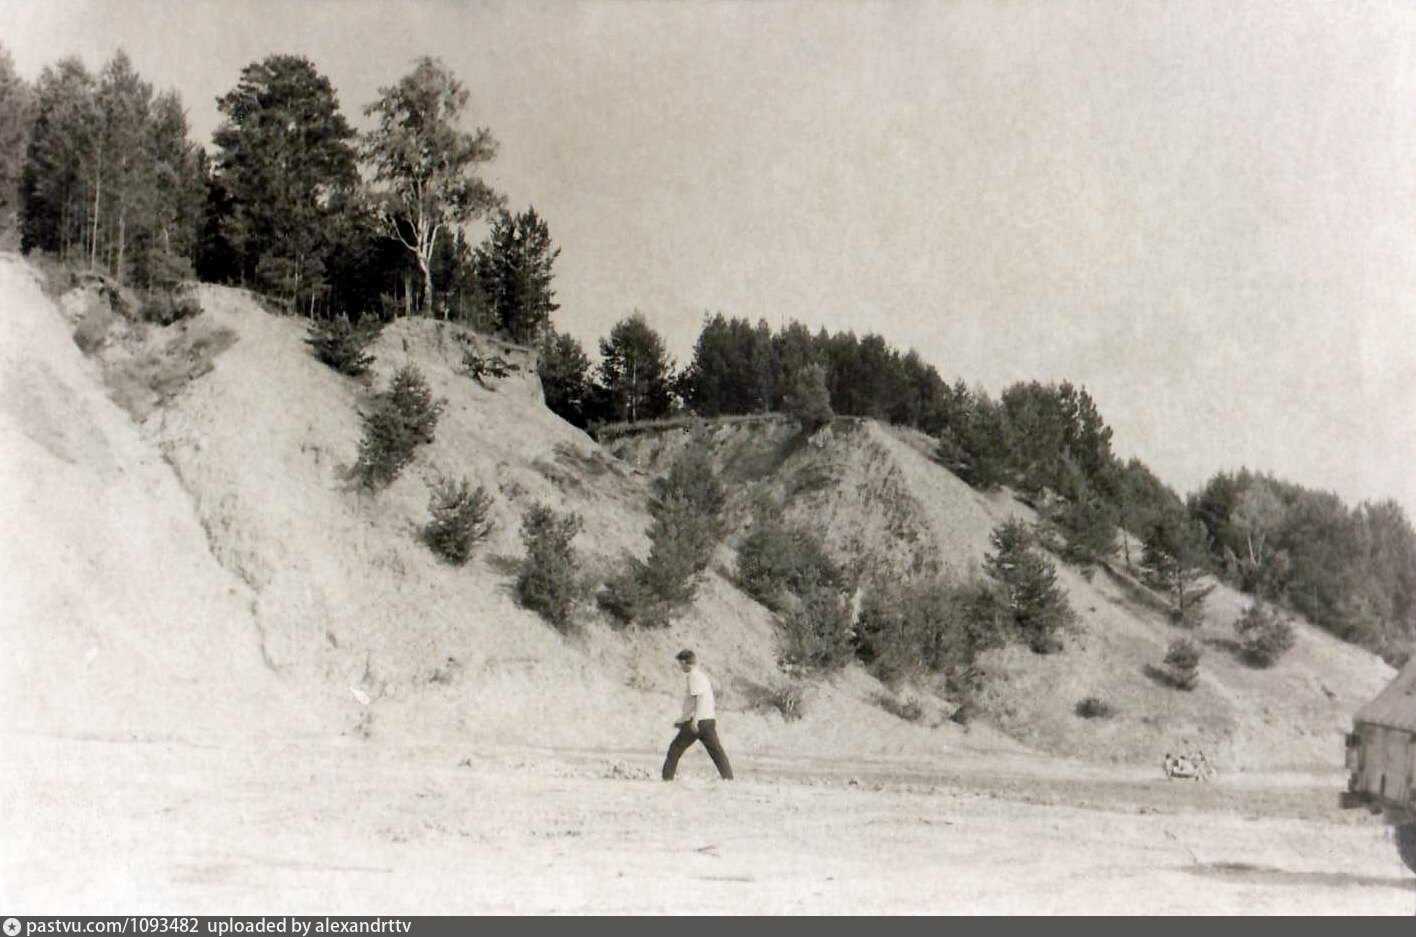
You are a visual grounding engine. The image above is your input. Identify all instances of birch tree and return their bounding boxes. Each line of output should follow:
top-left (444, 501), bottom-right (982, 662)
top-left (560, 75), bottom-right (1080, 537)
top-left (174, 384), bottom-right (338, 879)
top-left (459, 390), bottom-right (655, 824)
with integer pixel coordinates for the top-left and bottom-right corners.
top-left (362, 57), bottom-right (501, 317)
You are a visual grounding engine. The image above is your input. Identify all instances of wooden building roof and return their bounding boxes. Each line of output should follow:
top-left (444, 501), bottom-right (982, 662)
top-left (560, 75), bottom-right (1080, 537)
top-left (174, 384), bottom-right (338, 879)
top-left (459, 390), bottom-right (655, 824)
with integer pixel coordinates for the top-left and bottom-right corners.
top-left (1355, 657), bottom-right (1416, 734)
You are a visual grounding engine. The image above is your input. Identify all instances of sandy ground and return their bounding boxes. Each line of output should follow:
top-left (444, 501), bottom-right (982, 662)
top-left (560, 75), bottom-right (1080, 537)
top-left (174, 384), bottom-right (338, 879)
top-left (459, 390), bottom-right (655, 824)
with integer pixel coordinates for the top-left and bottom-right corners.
top-left (2, 733), bottom-right (1411, 915)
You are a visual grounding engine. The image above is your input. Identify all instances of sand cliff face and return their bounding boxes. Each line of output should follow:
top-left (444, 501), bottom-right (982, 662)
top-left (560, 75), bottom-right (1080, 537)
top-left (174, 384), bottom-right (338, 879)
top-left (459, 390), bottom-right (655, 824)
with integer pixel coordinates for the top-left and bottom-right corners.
top-left (0, 258), bottom-right (298, 741)
top-left (0, 255), bottom-right (1393, 768)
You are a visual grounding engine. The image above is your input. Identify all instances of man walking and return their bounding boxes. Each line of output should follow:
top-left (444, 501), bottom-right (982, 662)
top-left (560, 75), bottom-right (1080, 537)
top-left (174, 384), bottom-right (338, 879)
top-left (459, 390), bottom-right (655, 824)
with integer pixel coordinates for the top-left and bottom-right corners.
top-left (661, 649), bottom-right (734, 781)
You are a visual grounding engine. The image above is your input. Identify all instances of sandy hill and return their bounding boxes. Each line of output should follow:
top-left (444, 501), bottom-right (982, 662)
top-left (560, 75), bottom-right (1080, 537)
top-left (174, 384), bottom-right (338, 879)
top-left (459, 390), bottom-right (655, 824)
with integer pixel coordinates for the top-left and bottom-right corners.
top-left (0, 254), bottom-right (1395, 773)
top-left (611, 415), bottom-right (1397, 770)
top-left (0, 257), bottom-right (1020, 768)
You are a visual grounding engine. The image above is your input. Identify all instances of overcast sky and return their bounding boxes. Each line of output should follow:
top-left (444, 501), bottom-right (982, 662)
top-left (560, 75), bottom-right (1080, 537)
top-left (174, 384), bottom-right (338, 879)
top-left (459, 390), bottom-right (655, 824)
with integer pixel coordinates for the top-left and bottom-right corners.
top-left (5, 0), bottom-right (1414, 516)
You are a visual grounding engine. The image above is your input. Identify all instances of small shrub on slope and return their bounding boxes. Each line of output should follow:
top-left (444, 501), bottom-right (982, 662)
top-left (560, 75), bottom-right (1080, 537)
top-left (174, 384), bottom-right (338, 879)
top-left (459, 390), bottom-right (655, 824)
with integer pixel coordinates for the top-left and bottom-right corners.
top-left (353, 365), bottom-right (444, 490)
top-left (1074, 696), bottom-right (1114, 719)
top-left (601, 435), bottom-right (726, 626)
top-left (874, 693), bottom-right (925, 722)
top-left (422, 475), bottom-right (493, 565)
top-left (307, 314), bottom-right (378, 377)
top-left (1055, 489), bottom-right (1117, 566)
top-left (1161, 638), bottom-right (1202, 691)
top-left (777, 581), bottom-right (855, 673)
top-left (517, 504), bottom-right (583, 632)
top-left (597, 561), bottom-right (656, 627)
top-left (1233, 601), bottom-right (1295, 668)
top-left (746, 682), bottom-right (805, 721)
top-left (735, 503), bottom-right (856, 672)
top-left (139, 288), bottom-right (202, 326)
top-left (736, 509), bottom-right (848, 610)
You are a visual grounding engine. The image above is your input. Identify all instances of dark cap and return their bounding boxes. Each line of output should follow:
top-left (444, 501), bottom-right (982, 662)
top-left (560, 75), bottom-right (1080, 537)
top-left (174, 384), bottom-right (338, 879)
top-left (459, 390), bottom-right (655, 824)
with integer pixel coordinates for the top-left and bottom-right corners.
top-left (675, 649), bottom-right (696, 664)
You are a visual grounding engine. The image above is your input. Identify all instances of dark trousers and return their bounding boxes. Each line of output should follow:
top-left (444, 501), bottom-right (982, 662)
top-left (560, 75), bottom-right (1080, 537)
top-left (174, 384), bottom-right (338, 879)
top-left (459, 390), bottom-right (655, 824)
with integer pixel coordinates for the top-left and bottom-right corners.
top-left (662, 719), bottom-right (734, 780)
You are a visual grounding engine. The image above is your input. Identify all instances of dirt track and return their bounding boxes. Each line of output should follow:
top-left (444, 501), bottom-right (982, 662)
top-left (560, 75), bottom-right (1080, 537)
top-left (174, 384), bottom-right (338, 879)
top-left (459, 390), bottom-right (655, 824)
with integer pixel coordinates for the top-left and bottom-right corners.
top-left (3, 735), bottom-right (1411, 914)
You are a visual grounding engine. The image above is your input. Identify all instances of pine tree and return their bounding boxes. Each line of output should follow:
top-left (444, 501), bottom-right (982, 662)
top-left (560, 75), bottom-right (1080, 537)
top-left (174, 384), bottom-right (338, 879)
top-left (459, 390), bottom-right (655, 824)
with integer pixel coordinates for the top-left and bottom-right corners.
top-left (472, 206), bottom-right (560, 342)
top-left (353, 365), bottom-right (445, 490)
top-left (95, 50), bottom-right (153, 282)
top-left (597, 313), bottom-right (674, 423)
top-left (1142, 514), bottom-right (1210, 627)
top-left (1162, 638), bottom-right (1202, 690)
top-left (536, 330), bottom-right (592, 426)
top-left (213, 55), bottom-right (358, 306)
top-left (983, 518), bottom-right (1073, 653)
top-left (516, 504), bottom-right (582, 631)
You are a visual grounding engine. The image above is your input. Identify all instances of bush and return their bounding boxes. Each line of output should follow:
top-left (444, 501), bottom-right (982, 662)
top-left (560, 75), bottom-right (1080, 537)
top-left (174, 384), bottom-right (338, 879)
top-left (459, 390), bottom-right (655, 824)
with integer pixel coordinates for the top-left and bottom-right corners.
top-left (777, 581), bottom-right (856, 673)
top-left (874, 693), bottom-right (924, 722)
top-left (735, 504), bottom-right (856, 672)
top-left (139, 288), bottom-right (202, 326)
top-left (1233, 601), bottom-right (1296, 667)
top-left (736, 508), bottom-right (848, 609)
top-left (422, 476), bottom-right (493, 565)
top-left (307, 315), bottom-right (379, 377)
top-left (782, 362), bottom-right (833, 433)
top-left (596, 560), bottom-right (661, 628)
top-left (856, 579), bottom-right (988, 677)
top-left (1142, 516), bottom-right (1211, 628)
top-left (1162, 638), bottom-right (1202, 690)
top-left (516, 504), bottom-right (582, 632)
top-left (463, 349), bottom-right (512, 386)
top-left (353, 365), bottom-right (445, 490)
top-left (750, 682), bottom-right (805, 722)
top-left (854, 578), bottom-right (1006, 720)
top-left (1074, 696), bottom-right (1114, 719)
top-left (983, 518), bottom-right (1073, 653)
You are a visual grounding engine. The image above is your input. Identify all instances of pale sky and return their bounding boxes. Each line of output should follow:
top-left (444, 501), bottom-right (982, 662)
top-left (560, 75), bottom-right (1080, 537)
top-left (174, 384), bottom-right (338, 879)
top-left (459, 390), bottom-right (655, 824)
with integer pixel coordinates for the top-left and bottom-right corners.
top-left (4, 0), bottom-right (1414, 516)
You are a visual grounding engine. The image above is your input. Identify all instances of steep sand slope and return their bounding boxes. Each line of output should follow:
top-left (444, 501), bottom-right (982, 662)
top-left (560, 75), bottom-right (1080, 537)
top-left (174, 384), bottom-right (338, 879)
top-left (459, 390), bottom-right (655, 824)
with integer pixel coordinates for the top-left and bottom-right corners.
top-left (3, 264), bottom-right (999, 761)
top-left (0, 257), bottom-right (302, 742)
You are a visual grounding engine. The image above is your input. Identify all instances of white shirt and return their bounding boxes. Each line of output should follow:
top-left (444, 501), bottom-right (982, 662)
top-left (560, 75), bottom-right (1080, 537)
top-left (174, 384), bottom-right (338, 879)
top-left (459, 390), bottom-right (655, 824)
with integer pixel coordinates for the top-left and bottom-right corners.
top-left (678, 665), bottom-right (716, 722)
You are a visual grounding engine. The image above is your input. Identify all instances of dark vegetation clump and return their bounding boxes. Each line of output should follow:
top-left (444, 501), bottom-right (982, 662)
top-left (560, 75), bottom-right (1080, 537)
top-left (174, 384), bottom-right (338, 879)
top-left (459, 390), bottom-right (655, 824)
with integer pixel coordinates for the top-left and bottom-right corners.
top-left (597, 562), bottom-right (657, 628)
top-left (1074, 696), bottom-right (1114, 719)
top-left (1159, 638), bottom-right (1202, 691)
top-left (1233, 601), bottom-right (1296, 668)
top-left (854, 577), bottom-right (1001, 716)
top-left (736, 506), bottom-right (847, 610)
top-left (422, 475), bottom-right (493, 565)
top-left (516, 503), bottom-right (582, 632)
top-left (598, 434), bottom-right (726, 627)
top-left (138, 283), bottom-right (202, 326)
top-left (874, 693), bottom-right (925, 722)
top-left (777, 581), bottom-right (855, 673)
top-left (353, 364), bottom-right (444, 490)
top-left (781, 362), bottom-right (833, 434)
top-left (746, 682), bottom-right (805, 722)
top-left (307, 314), bottom-right (379, 376)
top-left (982, 518), bottom-right (1073, 654)
top-left (735, 502), bottom-right (856, 673)
top-left (1141, 515), bottom-right (1212, 628)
